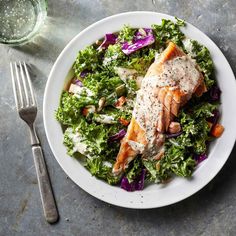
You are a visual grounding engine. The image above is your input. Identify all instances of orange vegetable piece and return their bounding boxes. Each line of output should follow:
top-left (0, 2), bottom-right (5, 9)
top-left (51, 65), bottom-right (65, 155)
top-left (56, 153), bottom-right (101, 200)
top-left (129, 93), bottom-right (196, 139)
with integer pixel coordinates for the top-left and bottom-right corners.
top-left (115, 96), bottom-right (126, 108)
top-left (119, 117), bottom-right (130, 126)
top-left (211, 123), bottom-right (224, 138)
top-left (82, 108), bottom-right (89, 116)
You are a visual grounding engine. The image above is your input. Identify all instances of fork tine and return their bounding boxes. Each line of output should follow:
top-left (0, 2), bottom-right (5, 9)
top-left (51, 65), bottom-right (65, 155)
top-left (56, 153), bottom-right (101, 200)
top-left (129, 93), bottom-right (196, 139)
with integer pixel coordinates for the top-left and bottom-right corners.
top-left (23, 62), bottom-right (36, 106)
top-left (14, 62), bottom-right (24, 108)
top-left (10, 62), bottom-right (20, 110)
top-left (19, 61), bottom-right (30, 107)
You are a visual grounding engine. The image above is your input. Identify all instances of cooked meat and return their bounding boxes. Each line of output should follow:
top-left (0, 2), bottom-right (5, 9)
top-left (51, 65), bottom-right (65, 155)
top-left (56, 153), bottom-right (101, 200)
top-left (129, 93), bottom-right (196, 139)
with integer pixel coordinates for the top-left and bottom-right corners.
top-left (113, 42), bottom-right (206, 175)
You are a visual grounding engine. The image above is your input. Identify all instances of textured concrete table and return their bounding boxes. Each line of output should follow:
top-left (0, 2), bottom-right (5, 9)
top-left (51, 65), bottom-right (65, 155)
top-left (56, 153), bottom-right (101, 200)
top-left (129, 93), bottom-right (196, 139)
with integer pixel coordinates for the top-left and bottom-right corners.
top-left (1, 0), bottom-right (236, 235)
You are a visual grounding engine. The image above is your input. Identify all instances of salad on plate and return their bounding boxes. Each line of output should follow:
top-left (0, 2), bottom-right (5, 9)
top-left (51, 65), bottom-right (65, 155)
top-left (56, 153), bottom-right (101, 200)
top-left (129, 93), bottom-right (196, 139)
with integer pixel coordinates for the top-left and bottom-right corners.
top-left (55, 18), bottom-right (224, 191)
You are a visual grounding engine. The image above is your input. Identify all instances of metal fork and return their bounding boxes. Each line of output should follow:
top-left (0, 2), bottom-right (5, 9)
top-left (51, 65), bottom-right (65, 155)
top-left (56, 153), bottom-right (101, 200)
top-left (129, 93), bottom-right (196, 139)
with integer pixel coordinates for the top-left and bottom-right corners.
top-left (10, 62), bottom-right (59, 223)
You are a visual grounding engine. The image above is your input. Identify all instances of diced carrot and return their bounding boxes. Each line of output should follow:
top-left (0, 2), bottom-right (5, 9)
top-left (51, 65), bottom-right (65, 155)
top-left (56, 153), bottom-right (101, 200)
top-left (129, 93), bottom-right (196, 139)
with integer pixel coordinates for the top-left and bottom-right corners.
top-left (211, 123), bottom-right (224, 138)
top-left (115, 96), bottom-right (126, 108)
top-left (119, 117), bottom-right (130, 126)
top-left (82, 108), bottom-right (89, 116)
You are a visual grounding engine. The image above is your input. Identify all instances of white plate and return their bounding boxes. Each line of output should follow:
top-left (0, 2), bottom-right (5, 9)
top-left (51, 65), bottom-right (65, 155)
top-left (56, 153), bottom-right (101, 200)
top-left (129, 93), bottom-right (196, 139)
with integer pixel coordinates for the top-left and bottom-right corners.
top-left (43, 11), bottom-right (236, 209)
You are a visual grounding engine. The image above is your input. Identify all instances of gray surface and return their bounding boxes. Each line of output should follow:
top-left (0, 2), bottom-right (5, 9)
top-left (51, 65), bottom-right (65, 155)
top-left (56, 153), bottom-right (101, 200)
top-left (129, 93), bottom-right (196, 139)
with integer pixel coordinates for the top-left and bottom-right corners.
top-left (1, 0), bottom-right (236, 235)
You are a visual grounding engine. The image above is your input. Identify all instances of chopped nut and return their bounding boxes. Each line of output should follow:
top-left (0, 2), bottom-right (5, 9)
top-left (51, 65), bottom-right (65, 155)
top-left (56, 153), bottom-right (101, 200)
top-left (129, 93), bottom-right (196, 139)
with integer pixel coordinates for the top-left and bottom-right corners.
top-left (97, 97), bottom-right (106, 112)
top-left (115, 96), bottom-right (126, 108)
top-left (168, 122), bottom-right (181, 134)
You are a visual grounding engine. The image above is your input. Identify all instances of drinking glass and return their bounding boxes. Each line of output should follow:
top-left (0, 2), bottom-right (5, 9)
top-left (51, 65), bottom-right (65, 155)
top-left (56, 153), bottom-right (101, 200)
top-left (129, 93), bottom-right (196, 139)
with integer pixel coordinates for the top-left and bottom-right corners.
top-left (0, 0), bottom-right (47, 45)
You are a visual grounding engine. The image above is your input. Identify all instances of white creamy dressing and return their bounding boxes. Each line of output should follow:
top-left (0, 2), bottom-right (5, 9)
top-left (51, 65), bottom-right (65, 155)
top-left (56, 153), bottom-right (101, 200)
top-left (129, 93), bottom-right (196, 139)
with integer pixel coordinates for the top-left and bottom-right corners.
top-left (69, 83), bottom-right (94, 98)
top-left (128, 140), bottom-right (145, 154)
top-left (115, 67), bottom-right (138, 82)
top-left (183, 38), bottom-right (197, 58)
top-left (146, 56), bottom-right (201, 93)
top-left (102, 161), bottom-right (113, 168)
top-left (103, 53), bottom-right (119, 66)
top-left (94, 114), bottom-right (116, 124)
top-left (66, 128), bottom-right (90, 157)
top-left (133, 55), bottom-right (201, 158)
top-left (115, 67), bottom-right (144, 88)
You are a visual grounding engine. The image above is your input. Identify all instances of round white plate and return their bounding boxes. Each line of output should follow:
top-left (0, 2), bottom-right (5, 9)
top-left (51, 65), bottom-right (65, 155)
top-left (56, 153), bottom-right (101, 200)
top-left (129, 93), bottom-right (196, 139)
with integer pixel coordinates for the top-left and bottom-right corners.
top-left (43, 11), bottom-right (236, 209)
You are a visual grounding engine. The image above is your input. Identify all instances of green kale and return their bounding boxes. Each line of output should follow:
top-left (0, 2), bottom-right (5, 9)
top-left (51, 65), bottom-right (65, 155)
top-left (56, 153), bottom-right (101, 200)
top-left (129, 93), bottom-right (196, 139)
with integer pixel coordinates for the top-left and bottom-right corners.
top-left (63, 130), bottom-right (75, 156)
top-left (173, 102), bottom-right (215, 154)
top-left (85, 158), bottom-right (121, 184)
top-left (188, 40), bottom-right (215, 88)
top-left (73, 45), bottom-right (103, 76)
top-left (143, 159), bottom-right (160, 183)
top-left (118, 25), bottom-right (136, 42)
top-left (152, 18), bottom-right (185, 48)
top-left (144, 146), bottom-right (195, 182)
top-left (103, 44), bottom-right (156, 75)
top-left (55, 91), bottom-right (97, 126)
top-left (83, 71), bottom-right (124, 97)
top-left (160, 144), bottom-right (196, 178)
top-left (76, 120), bottom-right (112, 155)
top-left (124, 48), bottom-right (156, 75)
top-left (125, 157), bottom-right (143, 183)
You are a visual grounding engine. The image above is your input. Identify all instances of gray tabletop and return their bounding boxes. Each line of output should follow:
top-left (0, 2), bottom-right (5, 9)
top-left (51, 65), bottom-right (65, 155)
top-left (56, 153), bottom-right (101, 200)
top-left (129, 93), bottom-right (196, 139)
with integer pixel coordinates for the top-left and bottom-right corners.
top-left (1, 0), bottom-right (236, 235)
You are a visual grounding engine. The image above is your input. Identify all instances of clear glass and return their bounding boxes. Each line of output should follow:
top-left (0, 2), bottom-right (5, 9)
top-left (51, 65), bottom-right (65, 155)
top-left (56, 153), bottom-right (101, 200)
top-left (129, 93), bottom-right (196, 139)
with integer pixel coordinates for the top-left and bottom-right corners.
top-left (0, 0), bottom-right (47, 45)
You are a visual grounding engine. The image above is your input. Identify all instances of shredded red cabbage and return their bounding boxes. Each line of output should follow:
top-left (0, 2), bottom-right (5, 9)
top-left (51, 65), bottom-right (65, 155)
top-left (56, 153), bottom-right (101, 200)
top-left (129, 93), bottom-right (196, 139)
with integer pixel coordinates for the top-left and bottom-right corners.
top-left (120, 169), bottom-right (146, 192)
top-left (121, 28), bottom-right (155, 55)
top-left (98, 33), bottom-right (117, 50)
top-left (166, 131), bottom-right (183, 139)
top-left (134, 28), bottom-right (153, 40)
top-left (194, 153), bottom-right (207, 164)
top-left (209, 85), bottom-right (221, 101)
top-left (108, 129), bottom-right (126, 142)
top-left (74, 79), bottom-right (83, 87)
top-left (80, 70), bottom-right (90, 78)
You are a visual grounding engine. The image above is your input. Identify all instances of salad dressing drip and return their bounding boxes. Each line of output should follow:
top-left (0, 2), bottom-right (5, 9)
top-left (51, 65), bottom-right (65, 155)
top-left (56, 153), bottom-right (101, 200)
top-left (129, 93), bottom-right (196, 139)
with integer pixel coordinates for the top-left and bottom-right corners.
top-left (133, 55), bottom-right (202, 158)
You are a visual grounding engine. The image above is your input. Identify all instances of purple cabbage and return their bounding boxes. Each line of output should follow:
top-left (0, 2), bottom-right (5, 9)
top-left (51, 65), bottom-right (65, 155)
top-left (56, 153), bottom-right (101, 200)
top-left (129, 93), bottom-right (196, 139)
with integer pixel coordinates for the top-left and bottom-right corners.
top-left (98, 33), bottom-right (117, 50)
top-left (80, 70), bottom-right (90, 78)
top-left (74, 79), bottom-right (83, 87)
top-left (134, 28), bottom-right (153, 40)
top-left (108, 129), bottom-right (126, 142)
top-left (194, 153), bottom-right (207, 164)
top-left (120, 169), bottom-right (146, 192)
top-left (209, 85), bottom-right (221, 101)
top-left (121, 28), bottom-right (155, 55)
top-left (166, 131), bottom-right (183, 139)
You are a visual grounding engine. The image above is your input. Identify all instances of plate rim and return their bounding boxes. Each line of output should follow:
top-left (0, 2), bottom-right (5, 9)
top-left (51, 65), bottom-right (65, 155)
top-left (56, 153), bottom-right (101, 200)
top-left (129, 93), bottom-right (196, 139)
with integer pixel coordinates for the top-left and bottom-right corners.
top-left (43, 11), bottom-right (236, 209)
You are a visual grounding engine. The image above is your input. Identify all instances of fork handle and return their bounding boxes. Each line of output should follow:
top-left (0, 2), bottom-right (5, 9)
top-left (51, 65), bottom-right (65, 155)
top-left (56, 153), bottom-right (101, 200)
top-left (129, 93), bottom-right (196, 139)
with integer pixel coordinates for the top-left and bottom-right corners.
top-left (32, 145), bottom-right (59, 223)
